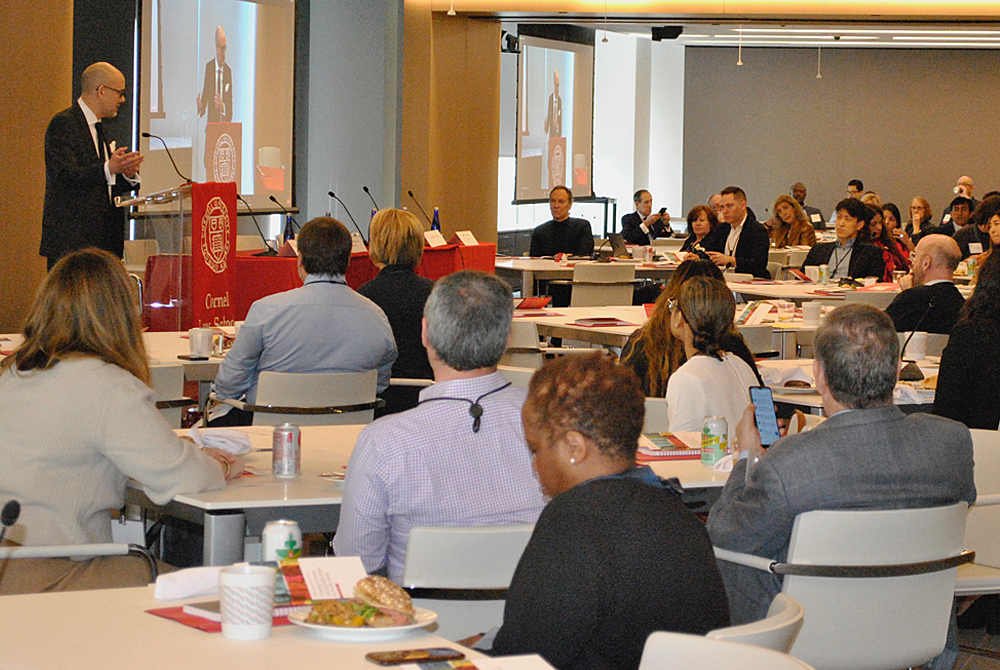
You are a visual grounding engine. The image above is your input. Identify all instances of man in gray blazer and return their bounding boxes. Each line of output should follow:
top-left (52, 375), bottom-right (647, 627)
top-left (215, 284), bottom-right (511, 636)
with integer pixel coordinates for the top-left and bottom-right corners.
top-left (707, 303), bottom-right (976, 626)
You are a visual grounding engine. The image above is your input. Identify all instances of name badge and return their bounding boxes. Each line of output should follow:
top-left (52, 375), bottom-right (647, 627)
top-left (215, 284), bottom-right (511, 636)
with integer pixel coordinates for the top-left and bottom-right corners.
top-left (943, 214), bottom-right (952, 224)
top-left (810, 213), bottom-right (822, 223)
top-left (970, 243), bottom-right (984, 254)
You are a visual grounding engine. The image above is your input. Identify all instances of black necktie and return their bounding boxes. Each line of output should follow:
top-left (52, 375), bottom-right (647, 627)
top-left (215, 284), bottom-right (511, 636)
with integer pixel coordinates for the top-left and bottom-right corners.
top-left (94, 121), bottom-right (108, 162)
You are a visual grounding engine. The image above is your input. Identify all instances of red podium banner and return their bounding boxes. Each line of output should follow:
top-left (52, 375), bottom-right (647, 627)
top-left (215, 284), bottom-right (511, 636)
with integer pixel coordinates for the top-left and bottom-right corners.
top-left (191, 182), bottom-right (238, 327)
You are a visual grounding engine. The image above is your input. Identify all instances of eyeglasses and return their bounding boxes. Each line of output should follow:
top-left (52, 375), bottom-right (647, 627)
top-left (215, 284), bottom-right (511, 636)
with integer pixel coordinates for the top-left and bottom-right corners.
top-left (100, 85), bottom-right (126, 100)
top-left (666, 298), bottom-right (678, 313)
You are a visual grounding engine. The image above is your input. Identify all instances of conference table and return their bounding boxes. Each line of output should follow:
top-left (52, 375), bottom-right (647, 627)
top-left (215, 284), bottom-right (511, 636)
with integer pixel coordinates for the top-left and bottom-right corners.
top-left (0, 586), bottom-right (504, 670)
top-left (128, 423), bottom-right (727, 566)
top-left (495, 257), bottom-right (678, 297)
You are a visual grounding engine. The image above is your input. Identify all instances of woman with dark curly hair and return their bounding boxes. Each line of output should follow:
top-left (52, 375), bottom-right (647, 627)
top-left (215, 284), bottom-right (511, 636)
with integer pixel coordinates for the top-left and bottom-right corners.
top-left (664, 276), bottom-right (758, 440)
top-left (490, 353), bottom-right (730, 670)
top-left (934, 251), bottom-right (1000, 429)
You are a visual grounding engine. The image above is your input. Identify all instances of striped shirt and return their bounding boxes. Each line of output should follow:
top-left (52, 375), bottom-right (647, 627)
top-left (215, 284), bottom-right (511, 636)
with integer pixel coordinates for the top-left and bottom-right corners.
top-left (333, 372), bottom-right (547, 583)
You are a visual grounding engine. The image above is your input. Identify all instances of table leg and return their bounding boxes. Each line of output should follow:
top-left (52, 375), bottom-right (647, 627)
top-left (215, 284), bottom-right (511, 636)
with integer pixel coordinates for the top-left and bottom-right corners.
top-left (523, 270), bottom-right (535, 297)
top-left (203, 510), bottom-right (245, 566)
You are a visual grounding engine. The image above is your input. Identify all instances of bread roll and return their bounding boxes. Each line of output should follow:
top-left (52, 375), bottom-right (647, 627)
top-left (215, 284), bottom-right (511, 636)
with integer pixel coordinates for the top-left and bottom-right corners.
top-left (354, 575), bottom-right (414, 615)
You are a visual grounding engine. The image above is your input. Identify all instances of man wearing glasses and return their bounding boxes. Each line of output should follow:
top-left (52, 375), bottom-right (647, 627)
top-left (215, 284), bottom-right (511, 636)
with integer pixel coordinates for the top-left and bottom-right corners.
top-left (40, 62), bottom-right (143, 270)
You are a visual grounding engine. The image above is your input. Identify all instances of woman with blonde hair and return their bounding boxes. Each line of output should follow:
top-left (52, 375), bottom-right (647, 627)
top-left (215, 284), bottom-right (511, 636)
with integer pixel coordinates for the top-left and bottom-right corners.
top-left (768, 195), bottom-right (816, 248)
top-left (359, 208), bottom-right (435, 415)
top-left (0, 249), bottom-right (239, 595)
top-left (620, 260), bottom-right (760, 397)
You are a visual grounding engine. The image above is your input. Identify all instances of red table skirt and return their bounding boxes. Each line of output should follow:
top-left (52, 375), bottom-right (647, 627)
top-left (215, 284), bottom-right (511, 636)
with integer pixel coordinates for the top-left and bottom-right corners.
top-left (143, 243), bottom-right (496, 331)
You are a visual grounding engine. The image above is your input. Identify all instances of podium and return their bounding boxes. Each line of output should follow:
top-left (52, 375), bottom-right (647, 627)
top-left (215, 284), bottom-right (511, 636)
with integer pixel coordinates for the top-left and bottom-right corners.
top-left (205, 122), bottom-right (242, 185)
top-left (547, 136), bottom-right (566, 189)
top-left (118, 182), bottom-right (238, 332)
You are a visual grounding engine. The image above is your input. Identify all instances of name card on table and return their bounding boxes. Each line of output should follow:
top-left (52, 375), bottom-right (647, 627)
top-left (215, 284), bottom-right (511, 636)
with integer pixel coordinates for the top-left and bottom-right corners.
top-left (449, 230), bottom-right (479, 246)
top-left (351, 232), bottom-right (367, 254)
top-left (277, 238), bottom-right (299, 257)
top-left (424, 230), bottom-right (448, 247)
top-left (283, 556), bottom-right (369, 601)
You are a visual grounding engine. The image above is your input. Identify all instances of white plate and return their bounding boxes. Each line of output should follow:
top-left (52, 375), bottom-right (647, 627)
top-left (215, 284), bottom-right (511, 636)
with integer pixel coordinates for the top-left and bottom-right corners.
top-left (768, 384), bottom-right (817, 395)
top-left (287, 607), bottom-right (437, 642)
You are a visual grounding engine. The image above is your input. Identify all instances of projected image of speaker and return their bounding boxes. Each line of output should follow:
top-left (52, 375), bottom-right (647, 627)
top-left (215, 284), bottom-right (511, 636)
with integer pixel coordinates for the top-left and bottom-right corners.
top-left (514, 25), bottom-right (595, 203)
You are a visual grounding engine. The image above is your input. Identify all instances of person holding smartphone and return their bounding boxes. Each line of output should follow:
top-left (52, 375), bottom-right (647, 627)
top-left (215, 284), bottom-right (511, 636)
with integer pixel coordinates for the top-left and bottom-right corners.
top-left (621, 189), bottom-right (670, 246)
top-left (707, 303), bottom-right (976, 630)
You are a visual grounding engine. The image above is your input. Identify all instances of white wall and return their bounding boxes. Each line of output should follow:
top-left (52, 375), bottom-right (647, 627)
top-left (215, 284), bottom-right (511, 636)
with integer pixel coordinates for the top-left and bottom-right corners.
top-left (648, 41), bottom-right (686, 231)
top-left (303, 0), bottom-right (400, 225)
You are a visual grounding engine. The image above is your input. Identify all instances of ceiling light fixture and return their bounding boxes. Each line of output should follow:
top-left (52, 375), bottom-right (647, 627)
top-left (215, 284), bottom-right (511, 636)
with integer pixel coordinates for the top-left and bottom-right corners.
top-left (447, 0), bottom-right (456, 16)
top-left (738, 24), bottom-right (743, 66)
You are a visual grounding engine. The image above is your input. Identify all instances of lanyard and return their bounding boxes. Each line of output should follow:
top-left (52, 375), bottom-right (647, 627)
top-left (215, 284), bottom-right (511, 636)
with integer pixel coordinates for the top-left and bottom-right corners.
top-left (419, 383), bottom-right (512, 433)
top-left (830, 240), bottom-right (855, 276)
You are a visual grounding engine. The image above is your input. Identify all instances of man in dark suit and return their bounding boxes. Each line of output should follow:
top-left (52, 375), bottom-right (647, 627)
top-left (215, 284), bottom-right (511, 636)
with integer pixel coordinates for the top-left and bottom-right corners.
top-left (197, 27), bottom-right (233, 123)
top-left (885, 234), bottom-right (965, 334)
top-left (791, 182), bottom-right (826, 231)
top-left (708, 186), bottom-right (770, 278)
top-left (40, 62), bottom-right (143, 269)
top-left (529, 185), bottom-right (594, 258)
top-left (802, 198), bottom-right (885, 281)
top-left (621, 189), bottom-right (669, 245)
top-left (940, 176), bottom-right (979, 225)
top-left (707, 303), bottom-right (976, 625)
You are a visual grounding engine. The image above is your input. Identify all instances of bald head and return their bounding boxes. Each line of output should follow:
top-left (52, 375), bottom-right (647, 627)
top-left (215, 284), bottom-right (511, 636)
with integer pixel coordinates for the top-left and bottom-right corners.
top-left (215, 26), bottom-right (228, 66)
top-left (80, 62), bottom-right (126, 119)
top-left (912, 234), bottom-right (961, 286)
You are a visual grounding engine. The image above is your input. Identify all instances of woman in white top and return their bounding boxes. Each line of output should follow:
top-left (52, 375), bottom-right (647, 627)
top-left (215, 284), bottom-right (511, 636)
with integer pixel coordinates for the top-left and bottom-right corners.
top-left (665, 276), bottom-right (758, 442)
top-left (0, 249), bottom-right (244, 594)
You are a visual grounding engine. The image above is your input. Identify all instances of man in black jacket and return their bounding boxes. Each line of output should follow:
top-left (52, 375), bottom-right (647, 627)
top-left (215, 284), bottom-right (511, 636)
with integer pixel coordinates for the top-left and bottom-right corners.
top-left (40, 62), bottom-right (143, 269)
top-left (885, 234), bottom-right (965, 334)
top-left (708, 186), bottom-right (770, 278)
top-left (529, 185), bottom-right (594, 258)
top-left (621, 189), bottom-right (670, 245)
top-left (802, 198), bottom-right (885, 282)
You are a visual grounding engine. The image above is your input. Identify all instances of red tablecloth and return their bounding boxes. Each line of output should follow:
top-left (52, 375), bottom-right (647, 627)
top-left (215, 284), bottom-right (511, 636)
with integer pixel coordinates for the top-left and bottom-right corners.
top-left (144, 243), bottom-right (496, 330)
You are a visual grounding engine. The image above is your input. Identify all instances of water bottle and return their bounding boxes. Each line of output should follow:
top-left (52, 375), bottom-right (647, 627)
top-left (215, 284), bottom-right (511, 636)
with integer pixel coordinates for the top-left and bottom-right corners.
top-left (432, 207), bottom-right (441, 231)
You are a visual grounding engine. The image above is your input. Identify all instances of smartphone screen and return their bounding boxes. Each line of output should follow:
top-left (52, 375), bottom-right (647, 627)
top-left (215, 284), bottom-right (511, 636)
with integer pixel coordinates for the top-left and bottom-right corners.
top-left (365, 649), bottom-right (466, 666)
top-left (750, 386), bottom-right (781, 447)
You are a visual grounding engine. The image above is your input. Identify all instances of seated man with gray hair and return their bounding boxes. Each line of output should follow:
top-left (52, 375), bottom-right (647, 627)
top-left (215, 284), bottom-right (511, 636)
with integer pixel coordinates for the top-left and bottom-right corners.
top-left (707, 303), bottom-right (975, 626)
top-left (333, 270), bottom-right (547, 583)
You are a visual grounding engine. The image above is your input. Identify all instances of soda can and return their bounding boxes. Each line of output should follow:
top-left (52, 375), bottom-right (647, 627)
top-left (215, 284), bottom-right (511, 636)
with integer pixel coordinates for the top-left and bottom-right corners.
top-left (818, 263), bottom-right (829, 285)
top-left (262, 520), bottom-right (302, 561)
top-left (701, 416), bottom-right (728, 465)
top-left (644, 245), bottom-right (654, 263)
top-left (272, 423), bottom-right (301, 478)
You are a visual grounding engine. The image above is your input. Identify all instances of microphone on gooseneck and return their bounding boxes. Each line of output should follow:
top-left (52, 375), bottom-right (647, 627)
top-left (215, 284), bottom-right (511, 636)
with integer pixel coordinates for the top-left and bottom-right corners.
top-left (0, 500), bottom-right (21, 547)
top-left (328, 191), bottom-right (368, 245)
top-left (269, 195), bottom-right (300, 242)
top-left (142, 132), bottom-right (191, 183)
top-left (362, 186), bottom-right (380, 211)
top-left (590, 237), bottom-right (612, 261)
top-left (237, 195), bottom-right (278, 256)
top-left (406, 190), bottom-right (434, 225)
top-left (899, 297), bottom-right (937, 381)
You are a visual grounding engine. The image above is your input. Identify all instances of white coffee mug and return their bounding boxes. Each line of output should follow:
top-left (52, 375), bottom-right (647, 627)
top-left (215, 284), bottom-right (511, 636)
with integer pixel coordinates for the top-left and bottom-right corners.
top-left (219, 564), bottom-right (276, 640)
top-left (189, 328), bottom-right (214, 357)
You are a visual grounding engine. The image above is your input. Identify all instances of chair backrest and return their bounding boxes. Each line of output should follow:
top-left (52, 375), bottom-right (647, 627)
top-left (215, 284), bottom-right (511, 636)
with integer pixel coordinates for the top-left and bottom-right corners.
top-left (258, 146), bottom-right (282, 168)
top-left (782, 502), bottom-right (968, 670)
top-left (844, 290), bottom-right (896, 310)
top-left (767, 261), bottom-right (783, 280)
top-left (737, 324), bottom-right (774, 355)
top-left (640, 632), bottom-right (817, 670)
top-left (707, 593), bottom-right (804, 653)
top-left (724, 272), bottom-right (754, 282)
top-left (643, 397), bottom-right (669, 433)
top-left (253, 369), bottom-right (378, 426)
top-left (965, 429), bottom-right (1000, 569)
top-left (497, 365), bottom-right (536, 389)
top-left (123, 239), bottom-right (159, 274)
top-left (499, 320), bottom-right (544, 368)
top-left (149, 363), bottom-right (186, 428)
top-left (788, 249), bottom-right (810, 267)
top-left (401, 524), bottom-right (535, 589)
top-left (570, 262), bottom-right (636, 307)
top-left (926, 333), bottom-right (949, 357)
top-left (236, 235), bottom-right (267, 252)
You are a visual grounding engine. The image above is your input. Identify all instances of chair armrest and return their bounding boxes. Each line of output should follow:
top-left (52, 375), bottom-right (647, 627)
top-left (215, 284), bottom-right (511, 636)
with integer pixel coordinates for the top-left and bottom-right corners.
top-left (240, 399), bottom-right (386, 415)
top-left (753, 351), bottom-right (782, 360)
top-left (0, 543), bottom-right (157, 580)
top-left (714, 546), bottom-right (975, 578)
top-left (203, 394), bottom-right (249, 427)
top-left (155, 397), bottom-right (198, 410)
top-left (388, 378), bottom-right (434, 388)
